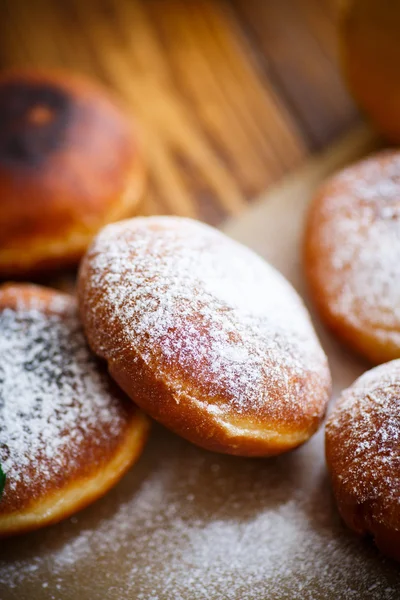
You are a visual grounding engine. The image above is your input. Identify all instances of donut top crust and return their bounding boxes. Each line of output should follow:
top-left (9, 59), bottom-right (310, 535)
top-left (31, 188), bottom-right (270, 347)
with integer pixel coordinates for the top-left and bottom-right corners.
top-left (306, 151), bottom-right (400, 342)
top-left (326, 360), bottom-right (400, 527)
top-left (0, 285), bottom-right (135, 514)
top-left (0, 70), bottom-right (141, 254)
top-left (0, 79), bottom-right (71, 169)
top-left (80, 217), bottom-right (330, 434)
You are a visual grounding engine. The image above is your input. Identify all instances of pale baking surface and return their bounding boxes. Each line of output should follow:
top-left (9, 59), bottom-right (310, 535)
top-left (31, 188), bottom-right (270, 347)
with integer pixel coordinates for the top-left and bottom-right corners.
top-left (1, 126), bottom-right (399, 600)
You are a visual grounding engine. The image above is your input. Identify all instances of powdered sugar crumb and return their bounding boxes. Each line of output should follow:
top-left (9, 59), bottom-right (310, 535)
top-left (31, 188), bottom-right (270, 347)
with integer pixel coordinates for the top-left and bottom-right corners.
top-left (0, 298), bottom-right (127, 500)
top-left (326, 360), bottom-right (400, 508)
top-left (316, 153), bottom-right (400, 334)
top-left (1, 429), bottom-right (399, 599)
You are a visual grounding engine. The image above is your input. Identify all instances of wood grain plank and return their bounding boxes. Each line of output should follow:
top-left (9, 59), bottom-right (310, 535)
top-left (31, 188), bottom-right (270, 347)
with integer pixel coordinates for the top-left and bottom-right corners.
top-left (231, 0), bottom-right (360, 150)
top-left (143, 0), bottom-right (307, 194)
top-left (70, 0), bottom-right (244, 219)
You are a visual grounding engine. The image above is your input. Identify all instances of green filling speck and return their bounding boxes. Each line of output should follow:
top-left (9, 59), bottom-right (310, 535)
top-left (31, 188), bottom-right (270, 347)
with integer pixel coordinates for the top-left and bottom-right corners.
top-left (0, 464), bottom-right (6, 500)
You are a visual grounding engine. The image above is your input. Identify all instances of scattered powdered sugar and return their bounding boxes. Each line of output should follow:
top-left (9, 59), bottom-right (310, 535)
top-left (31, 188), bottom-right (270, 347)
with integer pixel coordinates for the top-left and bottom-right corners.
top-left (1, 428), bottom-right (399, 599)
top-left (0, 297), bottom-right (127, 501)
top-left (326, 360), bottom-right (400, 508)
top-left (315, 152), bottom-right (400, 333)
top-left (81, 217), bottom-right (329, 420)
top-left (1, 211), bottom-right (399, 600)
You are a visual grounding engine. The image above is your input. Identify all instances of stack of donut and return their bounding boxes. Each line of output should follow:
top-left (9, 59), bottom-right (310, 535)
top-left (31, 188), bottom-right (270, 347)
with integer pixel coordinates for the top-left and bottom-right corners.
top-left (0, 68), bottom-right (148, 536)
top-left (1, 67), bottom-right (399, 566)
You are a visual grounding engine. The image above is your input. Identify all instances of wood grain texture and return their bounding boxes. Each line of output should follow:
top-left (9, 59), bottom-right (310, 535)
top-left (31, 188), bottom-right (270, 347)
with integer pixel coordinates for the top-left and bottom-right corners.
top-left (0, 0), bottom-right (359, 224)
top-left (231, 0), bottom-right (359, 149)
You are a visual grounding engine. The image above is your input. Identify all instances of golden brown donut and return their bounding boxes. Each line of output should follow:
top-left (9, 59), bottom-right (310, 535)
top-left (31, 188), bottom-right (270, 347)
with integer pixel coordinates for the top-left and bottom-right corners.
top-left (0, 69), bottom-right (144, 277)
top-left (326, 360), bottom-right (400, 562)
top-left (0, 284), bottom-right (149, 537)
top-left (78, 216), bottom-right (331, 457)
top-left (304, 150), bottom-right (400, 365)
top-left (339, 0), bottom-right (400, 143)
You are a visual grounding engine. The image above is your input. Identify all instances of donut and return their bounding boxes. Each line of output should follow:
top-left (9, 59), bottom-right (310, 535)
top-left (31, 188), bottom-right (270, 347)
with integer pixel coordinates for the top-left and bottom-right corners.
top-left (78, 216), bottom-right (331, 457)
top-left (304, 150), bottom-right (400, 365)
top-left (0, 69), bottom-right (144, 277)
top-left (339, 0), bottom-right (400, 143)
top-left (0, 284), bottom-right (149, 537)
top-left (326, 360), bottom-right (400, 562)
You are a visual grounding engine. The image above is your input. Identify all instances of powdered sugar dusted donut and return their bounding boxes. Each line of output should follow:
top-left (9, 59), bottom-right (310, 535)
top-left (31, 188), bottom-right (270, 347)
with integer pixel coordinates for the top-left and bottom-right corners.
top-left (305, 150), bottom-right (400, 364)
top-left (78, 217), bottom-right (331, 456)
top-left (326, 360), bottom-right (400, 562)
top-left (0, 284), bottom-right (149, 537)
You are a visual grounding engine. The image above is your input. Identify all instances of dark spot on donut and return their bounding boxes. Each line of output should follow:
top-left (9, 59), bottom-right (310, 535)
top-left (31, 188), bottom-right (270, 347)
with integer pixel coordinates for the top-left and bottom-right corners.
top-left (376, 205), bottom-right (400, 221)
top-left (0, 80), bottom-right (71, 168)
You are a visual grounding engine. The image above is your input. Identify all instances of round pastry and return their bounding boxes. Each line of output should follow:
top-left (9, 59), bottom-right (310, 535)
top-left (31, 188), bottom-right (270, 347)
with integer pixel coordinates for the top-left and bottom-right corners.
top-left (326, 360), bottom-right (400, 562)
top-left (0, 69), bottom-right (144, 277)
top-left (0, 284), bottom-right (149, 537)
top-left (78, 216), bottom-right (331, 457)
top-left (304, 150), bottom-right (400, 365)
top-left (339, 0), bottom-right (400, 143)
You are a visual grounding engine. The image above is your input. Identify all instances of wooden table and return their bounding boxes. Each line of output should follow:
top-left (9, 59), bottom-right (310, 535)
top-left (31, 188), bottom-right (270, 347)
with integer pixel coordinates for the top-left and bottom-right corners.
top-left (0, 0), bottom-right (360, 225)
